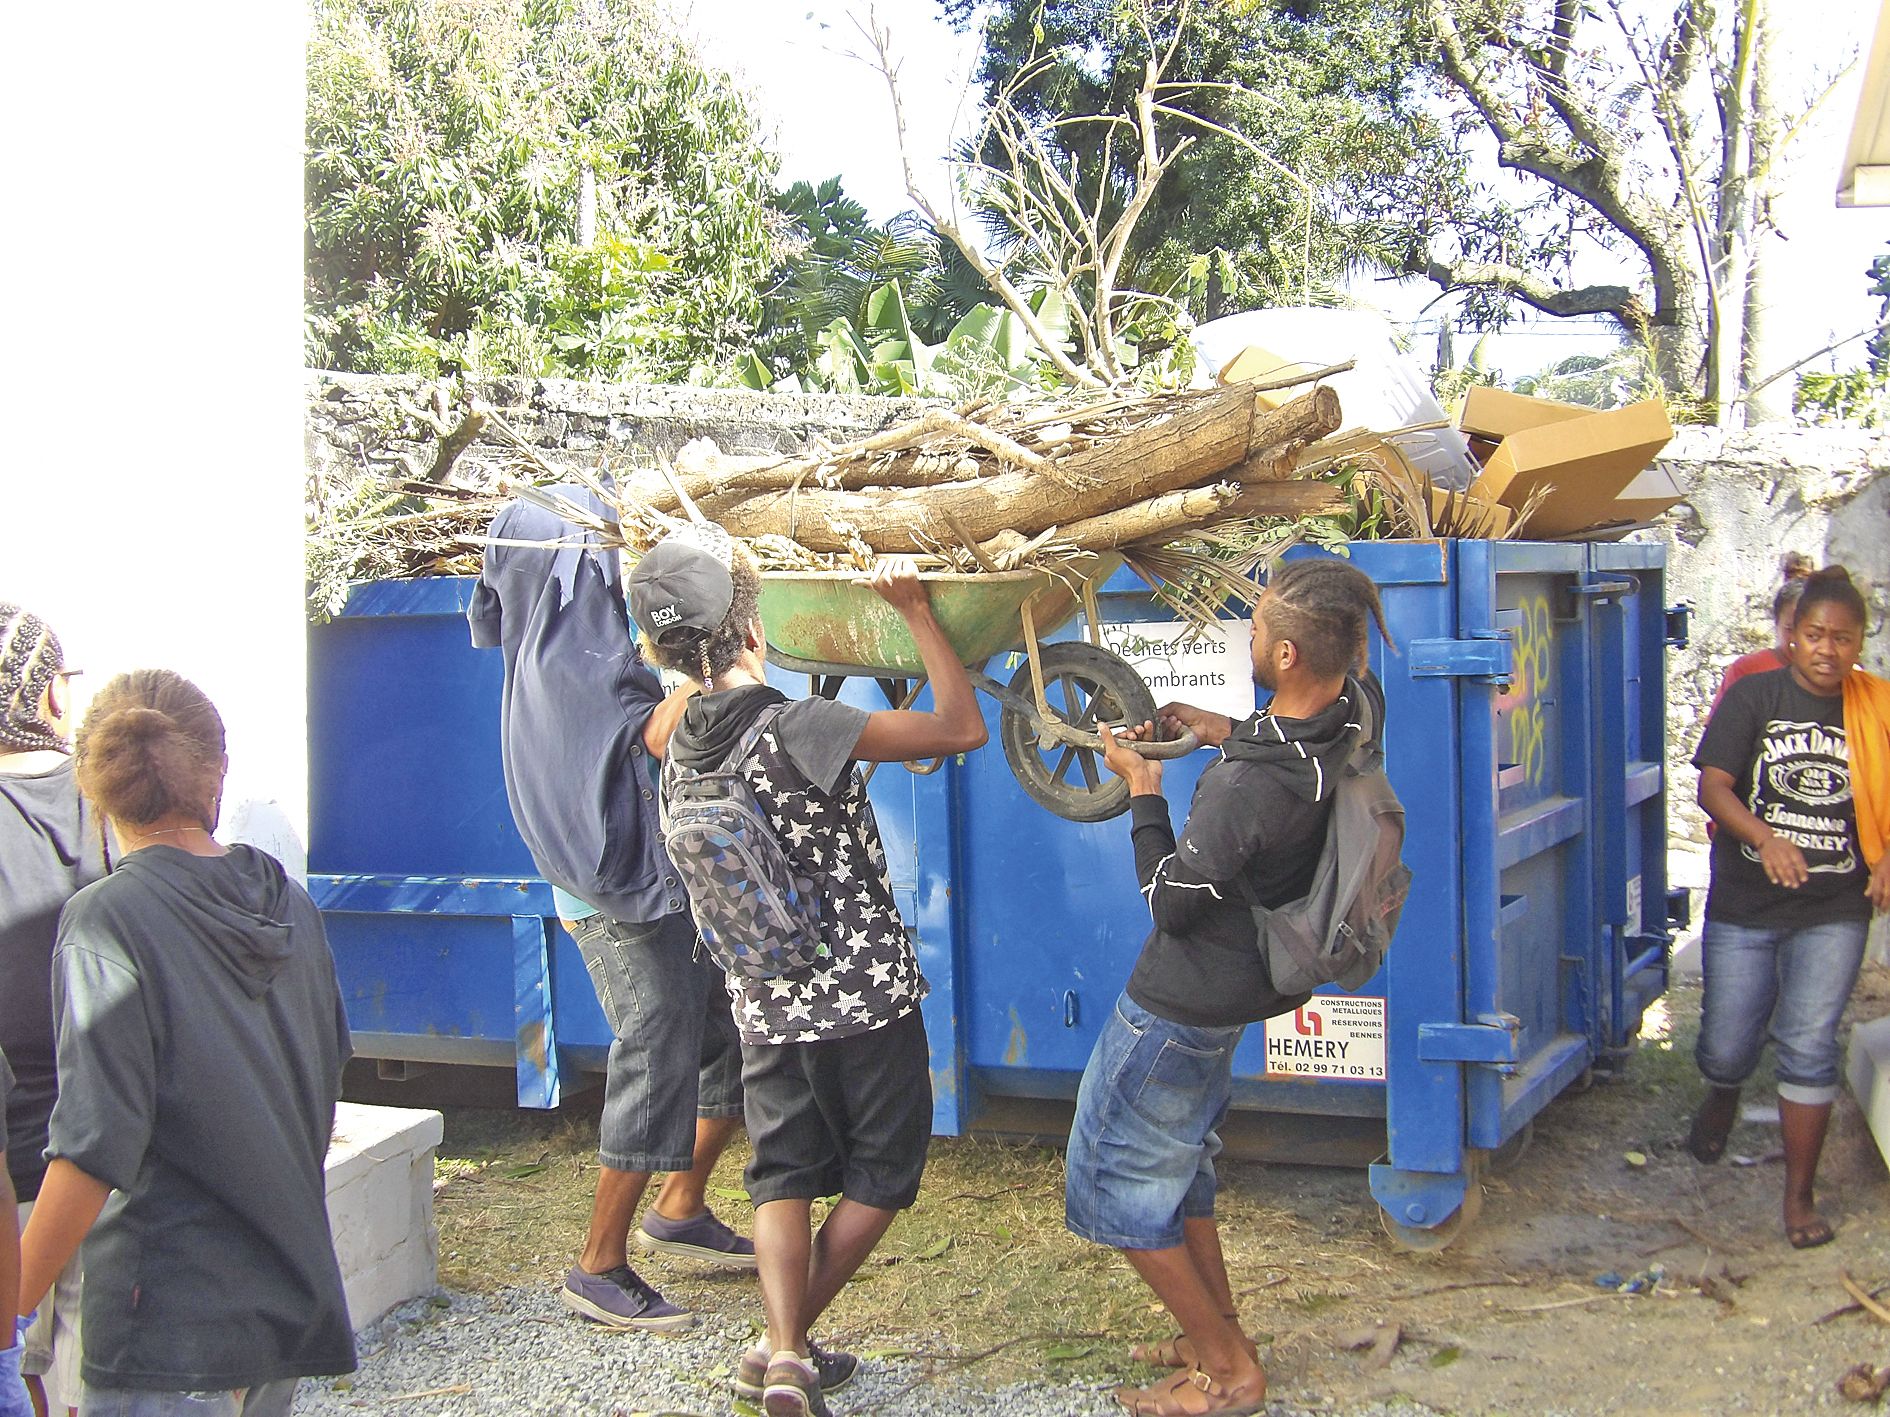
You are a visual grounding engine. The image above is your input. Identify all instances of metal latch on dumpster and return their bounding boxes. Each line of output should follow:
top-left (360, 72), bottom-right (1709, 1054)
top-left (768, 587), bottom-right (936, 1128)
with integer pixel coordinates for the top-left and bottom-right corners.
top-left (1408, 632), bottom-right (1513, 686)
top-left (1665, 603), bottom-right (1691, 648)
top-left (1418, 1013), bottom-right (1522, 1071)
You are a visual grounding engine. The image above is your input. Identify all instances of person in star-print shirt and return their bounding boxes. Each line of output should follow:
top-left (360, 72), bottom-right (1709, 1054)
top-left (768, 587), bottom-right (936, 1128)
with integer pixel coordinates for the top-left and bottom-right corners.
top-left (631, 536), bottom-right (986, 1417)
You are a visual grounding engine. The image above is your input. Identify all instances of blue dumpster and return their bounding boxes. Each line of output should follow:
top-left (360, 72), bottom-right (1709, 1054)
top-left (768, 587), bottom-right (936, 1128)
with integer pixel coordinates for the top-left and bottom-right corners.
top-left (308, 537), bottom-right (1680, 1242)
top-left (307, 576), bottom-right (614, 1109)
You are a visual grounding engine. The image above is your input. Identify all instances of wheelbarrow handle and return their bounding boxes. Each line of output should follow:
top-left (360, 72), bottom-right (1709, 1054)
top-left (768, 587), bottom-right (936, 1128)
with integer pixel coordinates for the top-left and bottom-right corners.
top-left (1118, 727), bottom-right (1199, 760)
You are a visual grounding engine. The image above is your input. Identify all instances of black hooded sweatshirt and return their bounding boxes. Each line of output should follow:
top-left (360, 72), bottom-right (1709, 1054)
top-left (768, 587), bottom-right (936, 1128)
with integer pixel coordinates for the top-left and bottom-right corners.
top-left (48, 844), bottom-right (355, 1391)
top-left (1125, 675), bottom-right (1386, 1028)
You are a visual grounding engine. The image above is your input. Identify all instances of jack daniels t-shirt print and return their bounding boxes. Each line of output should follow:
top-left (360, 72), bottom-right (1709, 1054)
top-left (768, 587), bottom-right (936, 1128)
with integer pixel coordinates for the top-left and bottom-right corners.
top-left (1694, 666), bottom-right (1870, 928)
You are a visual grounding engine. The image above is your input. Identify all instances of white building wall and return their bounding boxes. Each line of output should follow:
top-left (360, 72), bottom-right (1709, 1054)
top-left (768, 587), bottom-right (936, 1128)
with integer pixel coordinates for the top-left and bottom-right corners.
top-left (0, 5), bottom-right (308, 873)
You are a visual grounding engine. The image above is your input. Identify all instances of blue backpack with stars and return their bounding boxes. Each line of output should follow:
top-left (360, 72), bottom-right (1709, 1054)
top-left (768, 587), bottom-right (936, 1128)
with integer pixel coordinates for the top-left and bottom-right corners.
top-left (659, 703), bottom-right (831, 980)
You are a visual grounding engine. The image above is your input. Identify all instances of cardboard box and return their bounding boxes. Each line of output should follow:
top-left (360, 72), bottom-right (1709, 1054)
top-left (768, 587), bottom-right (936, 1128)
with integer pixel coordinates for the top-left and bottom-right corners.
top-left (1466, 398), bottom-right (1674, 539)
top-left (1217, 344), bottom-right (1318, 410)
top-left (1606, 463), bottom-right (1686, 525)
top-left (1427, 483), bottom-right (1515, 539)
top-left (1457, 385), bottom-right (1591, 441)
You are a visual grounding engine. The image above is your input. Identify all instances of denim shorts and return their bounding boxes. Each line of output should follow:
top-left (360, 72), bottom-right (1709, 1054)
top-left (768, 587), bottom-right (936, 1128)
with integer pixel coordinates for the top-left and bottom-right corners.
top-left (80, 1381), bottom-right (295, 1417)
top-left (568, 910), bottom-right (744, 1172)
top-left (1065, 993), bottom-right (1245, 1251)
top-left (1696, 916), bottom-right (1870, 1105)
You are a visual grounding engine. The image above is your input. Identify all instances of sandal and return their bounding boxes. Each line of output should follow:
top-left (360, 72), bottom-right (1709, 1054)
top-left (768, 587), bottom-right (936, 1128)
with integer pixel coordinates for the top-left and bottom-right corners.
top-left (1129, 1335), bottom-right (1194, 1368)
top-left (1128, 1330), bottom-right (1262, 1370)
top-left (1114, 1366), bottom-right (1267, 1417)
top-left (1788, 1218), bottom-right (1836, 1249)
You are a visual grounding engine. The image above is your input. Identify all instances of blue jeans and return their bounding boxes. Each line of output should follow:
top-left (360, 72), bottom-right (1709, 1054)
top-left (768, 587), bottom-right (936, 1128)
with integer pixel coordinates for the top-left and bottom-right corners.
top-left (1696, 917), bottom-right (1870, 1105)
top-left (568, 911), bottom-right (744, 1172)
top-left (1065, 994), bottom-right (1244, 1250)
top-left (80, 1381), bottom-right (295, 1417)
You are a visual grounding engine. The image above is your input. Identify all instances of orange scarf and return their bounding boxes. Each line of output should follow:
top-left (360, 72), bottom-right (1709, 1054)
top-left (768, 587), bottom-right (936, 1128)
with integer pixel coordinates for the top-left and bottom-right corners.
top-left (1844, 667), bottom-right (1890, 870)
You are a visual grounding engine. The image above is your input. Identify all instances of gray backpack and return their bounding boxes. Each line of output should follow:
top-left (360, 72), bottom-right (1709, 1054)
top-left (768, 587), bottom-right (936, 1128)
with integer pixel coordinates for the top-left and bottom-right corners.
top-left (659, 703), bottom-right (830, 980)
top-left (1249, 695), bottom-right (1411, 994)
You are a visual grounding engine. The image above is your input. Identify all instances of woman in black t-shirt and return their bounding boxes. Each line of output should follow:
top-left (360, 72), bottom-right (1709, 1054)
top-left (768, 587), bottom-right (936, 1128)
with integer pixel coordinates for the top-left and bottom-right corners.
top-left (1687, 567), bottom-right (1890, 1249)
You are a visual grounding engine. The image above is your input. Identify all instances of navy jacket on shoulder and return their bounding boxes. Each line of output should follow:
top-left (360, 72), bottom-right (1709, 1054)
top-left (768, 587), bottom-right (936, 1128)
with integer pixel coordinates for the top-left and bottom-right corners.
top-left (468, 487), bottom-right (682, 922)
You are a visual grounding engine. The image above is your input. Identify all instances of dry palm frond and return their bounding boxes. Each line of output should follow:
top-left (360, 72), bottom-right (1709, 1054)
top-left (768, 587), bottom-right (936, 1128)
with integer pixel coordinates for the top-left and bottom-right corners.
top-left (1123, 517), bottom-right (1301, 626)
top-left (1503, 484), bottom-right (1551, 539)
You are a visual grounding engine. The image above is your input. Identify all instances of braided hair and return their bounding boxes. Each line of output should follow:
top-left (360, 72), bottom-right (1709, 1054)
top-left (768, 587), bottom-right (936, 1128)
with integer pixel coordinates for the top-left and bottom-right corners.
top-left (637, 545), bottom-right (762, 692)
top-left (0, 602), bottom-right (68, 754)
top-left (1261, 559), bottom-right (1396, 679)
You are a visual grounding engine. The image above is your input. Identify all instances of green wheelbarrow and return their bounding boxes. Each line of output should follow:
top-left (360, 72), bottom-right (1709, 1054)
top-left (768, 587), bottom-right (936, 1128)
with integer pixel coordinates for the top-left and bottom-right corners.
top-left (758, 557), bottom-right (1197, 822)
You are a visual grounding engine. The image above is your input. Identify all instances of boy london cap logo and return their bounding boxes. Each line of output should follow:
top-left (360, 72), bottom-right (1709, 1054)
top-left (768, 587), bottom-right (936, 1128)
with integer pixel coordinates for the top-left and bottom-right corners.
top-left (650, 604), bottom-right (682, 627)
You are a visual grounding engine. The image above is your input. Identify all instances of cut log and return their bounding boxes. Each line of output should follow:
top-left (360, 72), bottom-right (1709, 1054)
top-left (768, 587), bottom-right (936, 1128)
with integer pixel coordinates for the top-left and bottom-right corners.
top-left (708, 386), bottom-right (1341, 553)
top-left (653, 408), bottom-right (1047, 514)
top-left (1013, 483), bottom-right (1242, 553)
top-left (657, 443), bottom-right (989, 514)
top-left (1217, 481), bottom-right (1349, 518)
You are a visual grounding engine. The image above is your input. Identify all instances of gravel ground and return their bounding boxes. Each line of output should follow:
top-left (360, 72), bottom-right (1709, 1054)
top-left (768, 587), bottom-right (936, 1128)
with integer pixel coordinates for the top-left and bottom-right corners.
top-left (288, 1287), bottom-right (1495, 1417)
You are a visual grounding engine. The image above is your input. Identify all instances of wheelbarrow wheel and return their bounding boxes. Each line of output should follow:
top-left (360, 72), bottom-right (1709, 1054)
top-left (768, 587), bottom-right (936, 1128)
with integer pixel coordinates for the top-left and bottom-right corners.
top-left (1000, 641), bottom-right (1157, 823)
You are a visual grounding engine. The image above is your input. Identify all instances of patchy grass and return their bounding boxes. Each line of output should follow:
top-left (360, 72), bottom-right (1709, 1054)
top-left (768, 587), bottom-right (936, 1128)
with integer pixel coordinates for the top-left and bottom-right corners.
top-left (424, 965), bottom-right (1890, 1404)
top-left (433, 1114), bottom-right (1150, 1382)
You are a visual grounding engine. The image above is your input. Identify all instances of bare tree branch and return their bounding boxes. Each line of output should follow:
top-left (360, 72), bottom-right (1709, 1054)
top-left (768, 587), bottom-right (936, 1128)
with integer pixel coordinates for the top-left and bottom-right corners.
top-left (858, 6), bottom-right (1101, 388)
top-left (1406, 252), bottom-right (1639, 323)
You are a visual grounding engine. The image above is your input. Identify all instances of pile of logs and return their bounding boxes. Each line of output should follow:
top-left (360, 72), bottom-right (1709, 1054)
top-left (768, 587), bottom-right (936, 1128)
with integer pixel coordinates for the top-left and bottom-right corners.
top-left (619, 381), bottom-right (1349, 572)
top-left (307, 376), bottom-right (1374, 622)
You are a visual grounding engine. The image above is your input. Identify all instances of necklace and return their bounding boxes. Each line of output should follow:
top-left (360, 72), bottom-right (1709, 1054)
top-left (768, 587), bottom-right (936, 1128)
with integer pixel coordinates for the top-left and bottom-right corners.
top-left (131, 825), bottom-right (208, 843)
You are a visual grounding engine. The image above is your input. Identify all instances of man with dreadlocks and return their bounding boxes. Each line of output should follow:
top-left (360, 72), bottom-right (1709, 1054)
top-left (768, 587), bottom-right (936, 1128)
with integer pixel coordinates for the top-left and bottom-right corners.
top-left (471, 490), bottom-right (755, 1335)
top-left (0, 604), bottom-right (106, 1417)
top-left (1064, 558), bottom-right (1393, 1417)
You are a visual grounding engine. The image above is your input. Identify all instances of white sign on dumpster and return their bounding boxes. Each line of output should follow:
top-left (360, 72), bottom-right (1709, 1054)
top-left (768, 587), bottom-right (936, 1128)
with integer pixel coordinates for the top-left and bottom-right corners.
top-left (1099, 619), bottom-right (1255, 724)
top-left (1264, 995), bottom-right (1387, 1080)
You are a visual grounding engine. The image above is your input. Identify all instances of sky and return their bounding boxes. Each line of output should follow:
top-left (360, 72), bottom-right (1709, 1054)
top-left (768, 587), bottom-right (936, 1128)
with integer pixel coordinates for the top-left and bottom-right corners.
top-left (676, 0), bottom-right (1890, 395)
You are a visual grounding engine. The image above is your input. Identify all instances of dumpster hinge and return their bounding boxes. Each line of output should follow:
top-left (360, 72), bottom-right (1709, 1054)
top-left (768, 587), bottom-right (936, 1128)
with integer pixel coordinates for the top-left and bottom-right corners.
top-left (1665, 603), bottom-right (1691, 648)
top-left (1418, 1013), bottom-right (1522, 1072)
top-left (1409, 633), bottom-right (1513, 686)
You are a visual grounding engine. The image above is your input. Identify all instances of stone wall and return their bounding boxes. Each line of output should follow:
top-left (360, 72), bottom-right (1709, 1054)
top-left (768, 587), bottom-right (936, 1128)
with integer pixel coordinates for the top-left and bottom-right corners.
top-left (306, 371), bottom-right (927, 489)
top-left (306, 374), bottom-right (1890, 844)
top-left (1654, 426), bottom-right (1890, 841)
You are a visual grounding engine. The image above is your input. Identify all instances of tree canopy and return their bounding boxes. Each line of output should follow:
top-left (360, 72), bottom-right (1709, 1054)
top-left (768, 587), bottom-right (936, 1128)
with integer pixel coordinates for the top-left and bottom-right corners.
top-left (305, 0), bottom-right (781, 381)
top-left (939, 0), bottom-right (1449, 320)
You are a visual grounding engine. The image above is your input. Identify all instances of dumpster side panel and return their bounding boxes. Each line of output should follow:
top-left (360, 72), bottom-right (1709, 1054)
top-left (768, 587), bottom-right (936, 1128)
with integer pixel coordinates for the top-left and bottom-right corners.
top-left (310, 578), bottom-right (530, 879)
top-left (1589, 542), bottom-right (1676, 1050)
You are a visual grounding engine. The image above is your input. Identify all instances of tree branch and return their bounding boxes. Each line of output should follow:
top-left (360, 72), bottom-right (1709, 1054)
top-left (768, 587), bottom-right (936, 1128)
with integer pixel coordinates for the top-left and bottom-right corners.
top-left (1408, 252), bottom-right (1639, 323)
top-left (859, 7), bottom-right (1101, 388)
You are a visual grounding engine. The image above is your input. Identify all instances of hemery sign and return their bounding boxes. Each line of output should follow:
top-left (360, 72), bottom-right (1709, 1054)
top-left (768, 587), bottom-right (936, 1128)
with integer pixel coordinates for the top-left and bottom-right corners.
top-left (1263, 995), bottom-right (1387, 1080)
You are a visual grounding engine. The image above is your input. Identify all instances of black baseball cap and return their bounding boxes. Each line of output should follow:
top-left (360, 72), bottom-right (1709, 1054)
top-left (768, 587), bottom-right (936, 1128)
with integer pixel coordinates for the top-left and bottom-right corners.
top-left (627, 538), bottom-right (736, 645)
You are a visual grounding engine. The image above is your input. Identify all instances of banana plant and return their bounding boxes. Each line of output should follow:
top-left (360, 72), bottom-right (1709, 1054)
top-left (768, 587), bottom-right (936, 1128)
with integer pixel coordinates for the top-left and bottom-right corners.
top-left (741, 277), bottom-right (1070, 398)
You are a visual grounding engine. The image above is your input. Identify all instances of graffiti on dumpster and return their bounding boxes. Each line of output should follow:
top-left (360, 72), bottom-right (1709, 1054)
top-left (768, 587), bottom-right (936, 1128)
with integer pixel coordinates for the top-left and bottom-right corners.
top-left (1505, 596), bottom-right (1554, 789)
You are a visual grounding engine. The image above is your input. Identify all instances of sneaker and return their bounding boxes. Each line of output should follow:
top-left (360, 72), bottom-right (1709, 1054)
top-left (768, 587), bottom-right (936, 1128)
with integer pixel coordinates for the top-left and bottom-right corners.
top-left (734, 1343), bottom-right (859, 1402)
top-left (761, 1352), bottom-right (832, 1417)
top-left (558, 1265), bottom-right (694, 1332)
top-left (635, 1207), bottom-right (759, 1270)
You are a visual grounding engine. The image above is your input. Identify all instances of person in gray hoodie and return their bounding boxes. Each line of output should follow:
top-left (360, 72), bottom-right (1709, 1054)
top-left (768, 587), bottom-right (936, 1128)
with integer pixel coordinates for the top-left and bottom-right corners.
top-left (0, 604), bottom-right (106, 1417)
top-left (18, 670), bottom-right (354, 1417)
top-left (1064, 558), bottom-right (1392, 1417)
